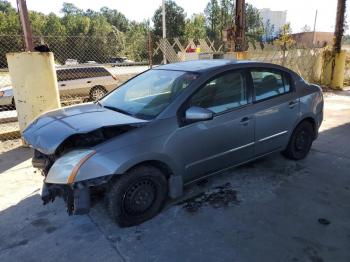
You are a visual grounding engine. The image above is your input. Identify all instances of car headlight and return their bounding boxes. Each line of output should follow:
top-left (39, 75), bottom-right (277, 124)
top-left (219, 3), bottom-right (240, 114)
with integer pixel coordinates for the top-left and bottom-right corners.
top-left (45, 149), bottom-right (96, 184)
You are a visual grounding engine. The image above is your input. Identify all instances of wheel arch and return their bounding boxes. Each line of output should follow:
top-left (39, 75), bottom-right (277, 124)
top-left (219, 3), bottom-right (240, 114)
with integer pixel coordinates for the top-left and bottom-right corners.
top-left (296, 116), bottom-right (317, 140)
top-left (119, 158), bottom-right (184, 199)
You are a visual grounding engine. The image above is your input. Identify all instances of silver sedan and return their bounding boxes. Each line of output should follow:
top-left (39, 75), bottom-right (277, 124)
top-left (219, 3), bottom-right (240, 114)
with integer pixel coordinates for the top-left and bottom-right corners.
top-left (23, 60), bottom-right (324, 227)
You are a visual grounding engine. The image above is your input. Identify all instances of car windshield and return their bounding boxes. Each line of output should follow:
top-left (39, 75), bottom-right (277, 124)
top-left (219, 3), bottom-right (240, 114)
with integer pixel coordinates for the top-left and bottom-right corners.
top-left (100, 69), bottom-right (198, 119)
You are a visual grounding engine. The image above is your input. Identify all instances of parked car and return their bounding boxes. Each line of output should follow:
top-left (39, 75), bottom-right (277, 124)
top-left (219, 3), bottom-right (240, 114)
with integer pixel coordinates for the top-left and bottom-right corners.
top-left (0, 66), bottom-right (119, 108)
top-left (64, 59), bottom-right (78, 66)
top-left (0, 85), bottom-right (14, 108)
top-left (56, 66), bottom-right (119, 100)
top-left (23, 60), bottom-right (324, 227)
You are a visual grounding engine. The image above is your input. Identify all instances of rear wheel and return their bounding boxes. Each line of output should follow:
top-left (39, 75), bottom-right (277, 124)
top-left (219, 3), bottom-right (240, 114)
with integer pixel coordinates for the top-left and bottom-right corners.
top-left (107, 165), bottom-right (168, 227)
top-left (283, 121), bottom-right (314, 160)
top-left (90, 86), bottom-right (107, 101)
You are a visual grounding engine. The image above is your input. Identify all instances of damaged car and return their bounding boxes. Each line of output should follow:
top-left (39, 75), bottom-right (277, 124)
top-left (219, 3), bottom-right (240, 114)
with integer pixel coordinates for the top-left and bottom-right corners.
top-left (23, 60), bottom-right (323, 227)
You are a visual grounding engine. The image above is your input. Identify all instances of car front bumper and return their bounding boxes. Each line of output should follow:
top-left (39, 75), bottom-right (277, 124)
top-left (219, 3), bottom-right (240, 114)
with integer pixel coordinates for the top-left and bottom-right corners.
top-left (41, 182), bottom-right (91, 215)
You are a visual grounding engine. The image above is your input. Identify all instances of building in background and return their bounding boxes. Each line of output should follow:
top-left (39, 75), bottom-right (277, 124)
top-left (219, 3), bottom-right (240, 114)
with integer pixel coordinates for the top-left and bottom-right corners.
top-left (259, 8), bottom-right (287, 40)
top-left (291, 32), bottom-right (333, 47)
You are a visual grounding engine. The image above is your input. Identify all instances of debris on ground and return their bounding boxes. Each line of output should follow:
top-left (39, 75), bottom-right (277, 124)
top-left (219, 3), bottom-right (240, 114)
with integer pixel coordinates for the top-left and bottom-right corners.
top-left (181, 182), bottom-right (239, 213)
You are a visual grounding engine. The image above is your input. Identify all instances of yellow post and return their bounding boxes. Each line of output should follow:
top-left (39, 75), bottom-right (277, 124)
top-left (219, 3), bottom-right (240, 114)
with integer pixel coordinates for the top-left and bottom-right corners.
top-left (235, 51), bottom-right (249, 60)
top-left (321, 49), bottom-right (347, 89)
top-left (6, 52), bottom-right (60, 136)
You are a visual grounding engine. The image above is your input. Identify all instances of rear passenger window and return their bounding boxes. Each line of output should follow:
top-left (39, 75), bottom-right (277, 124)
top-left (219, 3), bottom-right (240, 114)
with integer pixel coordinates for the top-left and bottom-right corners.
top-left (251, 70), bottom-right (291, 101)
top-left (190, 71), bottom-right (247, 114)
top-left (56, 67), bottom-right (111, 81)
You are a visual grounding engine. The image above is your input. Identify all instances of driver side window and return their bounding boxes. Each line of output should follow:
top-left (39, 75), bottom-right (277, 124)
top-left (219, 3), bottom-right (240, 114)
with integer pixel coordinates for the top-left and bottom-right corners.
top-left (190, 71), bottom-right (247, 114)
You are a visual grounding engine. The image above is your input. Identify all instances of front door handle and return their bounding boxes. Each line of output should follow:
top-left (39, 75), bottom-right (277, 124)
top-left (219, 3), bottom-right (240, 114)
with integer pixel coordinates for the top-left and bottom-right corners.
top-left (60, 84), bottom-right (66, 87)
top-left (289, 100), bottom-right (299, 108)
top-left (240, 116), bottom-right (252, 126)
top-left (87, 81), bottom-right (92, 83)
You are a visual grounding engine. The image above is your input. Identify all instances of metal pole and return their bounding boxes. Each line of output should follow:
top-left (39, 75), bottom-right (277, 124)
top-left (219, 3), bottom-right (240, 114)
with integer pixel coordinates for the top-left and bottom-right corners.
top-left (235, 0), bottom-right (246, 52)
top-left (333, 0), bottom-right (346, 53)
top-left (162, 0), bottom-right (167, 64)
top-left (312, 10), bottom-right (318, 45)
top-left (16, 0), bottom-right (34, 51)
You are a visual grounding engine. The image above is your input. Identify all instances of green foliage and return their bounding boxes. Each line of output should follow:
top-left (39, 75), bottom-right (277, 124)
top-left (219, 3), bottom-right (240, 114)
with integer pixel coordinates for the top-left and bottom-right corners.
top-left (204, 0), bottom-right (221, 39)
top-left (185, 14), bottom-right (207, 39)
top-left (245, 3), bottom-right (264, 42)
top-left (0, 0), bottom-right (267, 67)
top-left (274, 23), bottom-right (296, 50)
top-left (152, 0), bottom-right (186, 39)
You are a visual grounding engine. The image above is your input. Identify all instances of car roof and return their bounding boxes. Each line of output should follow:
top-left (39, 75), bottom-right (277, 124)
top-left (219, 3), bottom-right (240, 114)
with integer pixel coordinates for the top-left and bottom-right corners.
top-left (56, 65), bottom-right (105, 70)
top-left (154, 59), bottom-right (265, 73)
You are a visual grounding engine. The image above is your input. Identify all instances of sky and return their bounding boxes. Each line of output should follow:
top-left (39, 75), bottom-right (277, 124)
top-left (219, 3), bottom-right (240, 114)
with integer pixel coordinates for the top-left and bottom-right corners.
top-left (7, 0), bottom-right (350, 34)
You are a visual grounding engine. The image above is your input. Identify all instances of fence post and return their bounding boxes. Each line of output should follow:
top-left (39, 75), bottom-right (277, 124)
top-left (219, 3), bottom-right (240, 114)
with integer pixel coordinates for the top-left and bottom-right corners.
top-left (148, 31), bottom-right (153, 69)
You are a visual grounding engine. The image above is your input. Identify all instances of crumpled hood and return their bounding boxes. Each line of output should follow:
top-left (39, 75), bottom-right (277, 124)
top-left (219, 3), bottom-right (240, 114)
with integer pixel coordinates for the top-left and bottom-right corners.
top-left (23, 103), bottom-right (147, 155)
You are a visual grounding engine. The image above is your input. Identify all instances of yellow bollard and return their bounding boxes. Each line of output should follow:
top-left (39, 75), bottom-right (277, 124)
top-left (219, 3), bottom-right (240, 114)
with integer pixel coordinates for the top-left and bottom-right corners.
top-left (6, 52), bottom-right (60, 137)
top-left (321, 50), bottom-right (347, 89)
top-left (235, 51), bottom-right (249, 60)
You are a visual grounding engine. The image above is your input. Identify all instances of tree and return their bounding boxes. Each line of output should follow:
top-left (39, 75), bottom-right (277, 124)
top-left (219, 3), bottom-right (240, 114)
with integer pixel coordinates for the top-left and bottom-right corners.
top-left (100, 7), bottom-right (129, 32)
top-left (264, 19), bottom-right (275, 41)
top-left (152, 0), bottom-right (186, 39)
top-left (184, 14), bottom-right (207, 39)
top-left (61, 2), bottom-right (83, 16)
top-left (300, 24), bottom-right (311, 32)
top-left (125, 21), bottom-right (150, 61)
top-left (245, 3), bottom-right (264, 42)
top-left (205, 0), bottom-right (221, 39)
top-left (274, 23), bottom-right (295, 65)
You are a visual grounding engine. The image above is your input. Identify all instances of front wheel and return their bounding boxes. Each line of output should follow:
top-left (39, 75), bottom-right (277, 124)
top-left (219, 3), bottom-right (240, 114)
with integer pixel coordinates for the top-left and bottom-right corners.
top-left (90, 86), bottom-right (107, 101)
top-left (283, 121), bottom-right (314, 160)
top-left (107, 165), bottom-right (168, 227)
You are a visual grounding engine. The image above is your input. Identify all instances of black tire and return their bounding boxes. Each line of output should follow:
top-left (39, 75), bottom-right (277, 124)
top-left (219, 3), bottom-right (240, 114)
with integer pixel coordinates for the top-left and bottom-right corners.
top-left (89, 86), bottom-right (107, 101)
top-left (107, 165), bottom-right (168, 227)
top-left (283, 121), bottom-right (314, 160)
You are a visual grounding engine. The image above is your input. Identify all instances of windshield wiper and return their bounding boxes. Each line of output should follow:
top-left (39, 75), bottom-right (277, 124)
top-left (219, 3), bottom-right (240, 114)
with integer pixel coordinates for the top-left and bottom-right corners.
top-left (103, 105), bottom-right (132, 116)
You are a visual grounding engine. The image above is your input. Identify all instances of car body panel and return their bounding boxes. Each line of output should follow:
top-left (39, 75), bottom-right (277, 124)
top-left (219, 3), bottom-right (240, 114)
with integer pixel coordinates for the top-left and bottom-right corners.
top-left (23, 103), bottom-right (147, 155)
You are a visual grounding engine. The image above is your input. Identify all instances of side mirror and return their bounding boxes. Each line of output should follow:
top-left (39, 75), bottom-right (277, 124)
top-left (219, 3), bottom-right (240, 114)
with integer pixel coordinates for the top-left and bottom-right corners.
top-left (185, 106), bottom-right (213, 122)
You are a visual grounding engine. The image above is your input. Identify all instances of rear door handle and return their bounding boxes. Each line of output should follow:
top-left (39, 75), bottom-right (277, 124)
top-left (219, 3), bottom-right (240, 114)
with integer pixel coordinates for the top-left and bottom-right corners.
top-left (289, 100), bottom-right (299, 108)
top-left (60, 84), bottom-right (66, 87)
top-left (87, 81), bottom-right (92, 83)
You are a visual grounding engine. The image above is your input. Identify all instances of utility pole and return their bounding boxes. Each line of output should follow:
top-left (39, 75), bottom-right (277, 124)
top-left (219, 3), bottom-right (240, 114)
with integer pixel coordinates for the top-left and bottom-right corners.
top-left (312, 10), bottom-right (318, 45)
top-left (162, 0), bottom-right (167, 64)
top-left (234, 0), bottom-right (246, 52)
top-left (16, 0), bottom-right (34, 51)
top-left (333, 0), bottom-right (346, 53)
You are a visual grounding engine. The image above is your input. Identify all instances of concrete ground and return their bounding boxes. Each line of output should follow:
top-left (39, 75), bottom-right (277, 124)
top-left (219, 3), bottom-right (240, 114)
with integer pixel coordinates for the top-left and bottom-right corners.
top-left (0, 91), bottom-right (349, 262)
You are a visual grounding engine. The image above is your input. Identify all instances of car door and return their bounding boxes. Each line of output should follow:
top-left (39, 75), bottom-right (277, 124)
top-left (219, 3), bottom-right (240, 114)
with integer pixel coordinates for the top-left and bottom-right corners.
top-left (168, 70), bottom-right (255, 182)
top-left (249, 68), bottom-right (299, 156)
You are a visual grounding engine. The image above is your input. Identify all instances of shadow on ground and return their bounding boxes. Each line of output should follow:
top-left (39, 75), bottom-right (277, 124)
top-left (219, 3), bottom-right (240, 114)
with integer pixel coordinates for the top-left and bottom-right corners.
top-left (0, 122), bottom-right (349, 262)
top-left (0, 146), bottom-right (32, 174)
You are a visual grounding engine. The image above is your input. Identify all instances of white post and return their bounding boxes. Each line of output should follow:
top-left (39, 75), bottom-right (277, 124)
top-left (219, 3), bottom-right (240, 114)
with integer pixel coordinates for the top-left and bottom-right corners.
top-left (162, 0), bottom-right (167, 64)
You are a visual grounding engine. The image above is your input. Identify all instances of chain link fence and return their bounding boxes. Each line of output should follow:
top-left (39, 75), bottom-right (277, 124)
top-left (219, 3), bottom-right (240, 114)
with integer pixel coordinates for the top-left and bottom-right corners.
top-left (0, 34), bottom-right (150, 143)
top-left (0, 34), bottom-right (341, 145)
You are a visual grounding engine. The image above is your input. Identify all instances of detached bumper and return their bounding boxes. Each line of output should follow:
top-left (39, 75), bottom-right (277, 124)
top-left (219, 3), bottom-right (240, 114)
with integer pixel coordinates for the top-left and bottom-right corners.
top-left (41, 183), bottom-right (91, 215)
